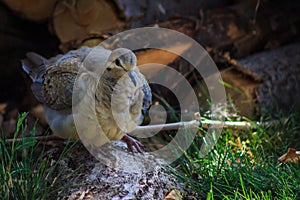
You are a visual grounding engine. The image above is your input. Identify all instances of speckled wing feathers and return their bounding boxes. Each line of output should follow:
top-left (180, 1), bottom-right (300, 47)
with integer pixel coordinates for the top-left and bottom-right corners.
top-left (138, 72), bottom-right (152, 114)
top-left (22, 47), bottom-right (92, 110)
top-left (42, 63), bottom-right (79, 110)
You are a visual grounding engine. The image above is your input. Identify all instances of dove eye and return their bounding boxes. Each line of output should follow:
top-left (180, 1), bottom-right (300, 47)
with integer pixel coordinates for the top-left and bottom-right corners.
top-left (115, 58), bottom-right (122, 67)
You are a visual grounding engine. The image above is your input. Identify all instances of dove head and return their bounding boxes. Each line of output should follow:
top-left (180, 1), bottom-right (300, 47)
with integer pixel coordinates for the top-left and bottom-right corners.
top-left (105, 48), bottom-right (138, 86)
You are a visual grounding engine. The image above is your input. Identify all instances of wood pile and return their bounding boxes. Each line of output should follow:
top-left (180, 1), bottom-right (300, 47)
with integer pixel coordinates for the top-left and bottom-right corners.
top-left (0, 0), bottom-right (299, 130)
top-left (1, 0), bottom-right (230, 51)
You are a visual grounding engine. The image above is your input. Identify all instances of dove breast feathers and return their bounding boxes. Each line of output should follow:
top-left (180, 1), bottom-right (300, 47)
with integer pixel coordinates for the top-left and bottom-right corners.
top-left (22, 46), bottom-right (152, 141)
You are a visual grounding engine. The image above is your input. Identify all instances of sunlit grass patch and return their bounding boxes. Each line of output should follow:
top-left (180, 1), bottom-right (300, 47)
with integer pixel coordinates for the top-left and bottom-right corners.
top-left (170, 114), bottom-right (300, 199)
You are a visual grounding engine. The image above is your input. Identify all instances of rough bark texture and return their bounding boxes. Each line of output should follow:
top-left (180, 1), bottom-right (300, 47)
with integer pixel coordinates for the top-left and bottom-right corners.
top-left (238, 43), bottom-right (300, 116)
top-left (48, 141), bottom-right (181, 200)
top-left (221, 43), bottom-right (300, 117)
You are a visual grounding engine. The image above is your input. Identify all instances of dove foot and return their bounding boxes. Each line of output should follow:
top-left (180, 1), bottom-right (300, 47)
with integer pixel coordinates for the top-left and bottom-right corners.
top-left (122, 134), bottom-right (144, 154)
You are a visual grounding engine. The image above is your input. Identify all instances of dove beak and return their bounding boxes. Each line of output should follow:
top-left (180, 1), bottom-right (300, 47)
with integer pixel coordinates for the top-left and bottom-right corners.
top-left (127, 70), bottom-right (137, 86)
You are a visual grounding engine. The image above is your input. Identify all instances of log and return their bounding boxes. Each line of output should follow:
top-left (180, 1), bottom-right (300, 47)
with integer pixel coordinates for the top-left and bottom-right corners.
top-left (49, 142), bottom-right (181, 199)
top-left (53, 0), bottom-right (124, 52)
top-left (51, 0), bottom-right (231, 52)
top-left (221, 43), bottom-right (300, 117)
top-left (195, 0), bottom-right (300, 58)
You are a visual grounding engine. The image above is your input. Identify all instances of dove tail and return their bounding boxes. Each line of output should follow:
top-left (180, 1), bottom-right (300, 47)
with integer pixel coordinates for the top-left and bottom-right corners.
top-left (21, 52), bottom-right (48, 103)
top-left (21, 52), bottom-right (47, 83)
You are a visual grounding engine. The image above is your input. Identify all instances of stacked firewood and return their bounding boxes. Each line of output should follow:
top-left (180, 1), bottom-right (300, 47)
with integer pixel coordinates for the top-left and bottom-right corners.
top-left (0, 0), bottom-right (299, 125)
top-left (1, 0), bottom-right (230, 52)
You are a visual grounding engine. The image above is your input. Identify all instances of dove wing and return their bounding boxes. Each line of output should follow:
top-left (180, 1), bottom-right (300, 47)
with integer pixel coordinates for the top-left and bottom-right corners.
top-left (139, 72), bottom-right (152, 114)
top-left (43, 47), bottom-right (92, 110)
top-left (132, 67), bottom-right (152, 115)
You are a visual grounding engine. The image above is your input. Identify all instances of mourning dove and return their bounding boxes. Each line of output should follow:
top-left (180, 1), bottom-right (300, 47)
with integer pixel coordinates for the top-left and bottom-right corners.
top-left (22, 46), bottom-right (152, 152)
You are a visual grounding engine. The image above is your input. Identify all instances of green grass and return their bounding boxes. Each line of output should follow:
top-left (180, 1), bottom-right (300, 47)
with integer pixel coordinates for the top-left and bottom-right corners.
top-left (0, 113), bottom-right (77, 200)
top-left (1, 110), bottom-right (299, 199)
top-left (170, 114), bottom-right (300, 199)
